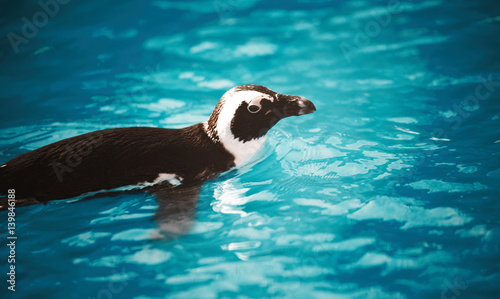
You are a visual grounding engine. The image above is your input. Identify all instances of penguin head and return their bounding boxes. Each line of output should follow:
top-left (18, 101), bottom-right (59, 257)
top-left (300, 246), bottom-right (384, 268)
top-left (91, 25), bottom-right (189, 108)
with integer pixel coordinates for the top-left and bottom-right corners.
top-left (204, 84), bottom-right (316, 165)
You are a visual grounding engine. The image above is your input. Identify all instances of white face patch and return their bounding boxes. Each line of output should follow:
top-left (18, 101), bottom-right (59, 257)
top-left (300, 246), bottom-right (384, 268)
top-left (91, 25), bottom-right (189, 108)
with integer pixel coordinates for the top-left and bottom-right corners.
top-left (207, 89), bottom-right (274, 166)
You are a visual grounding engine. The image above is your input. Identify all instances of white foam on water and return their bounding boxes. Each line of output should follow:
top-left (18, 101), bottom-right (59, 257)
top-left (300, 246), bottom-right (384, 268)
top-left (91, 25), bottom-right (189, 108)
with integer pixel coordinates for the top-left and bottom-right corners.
top-left (127, 249), bottom-right (172, 265)
top-left (408, 179), bottom-right (488, 193)
top-left (348, 196), bottom-right (473, 230)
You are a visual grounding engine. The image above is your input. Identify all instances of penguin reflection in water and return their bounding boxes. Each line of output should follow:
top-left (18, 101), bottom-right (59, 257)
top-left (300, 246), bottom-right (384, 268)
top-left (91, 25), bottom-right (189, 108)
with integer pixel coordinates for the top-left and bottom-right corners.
top-left (0, 85), bottom-right (316, 237)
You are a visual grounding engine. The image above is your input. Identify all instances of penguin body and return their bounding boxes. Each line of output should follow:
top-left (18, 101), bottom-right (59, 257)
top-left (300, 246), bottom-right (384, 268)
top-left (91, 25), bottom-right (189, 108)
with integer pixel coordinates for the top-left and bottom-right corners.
top-left (0, 84), bottom-right (316, 208)
top-left (0, 124), bottom-right (232, 203)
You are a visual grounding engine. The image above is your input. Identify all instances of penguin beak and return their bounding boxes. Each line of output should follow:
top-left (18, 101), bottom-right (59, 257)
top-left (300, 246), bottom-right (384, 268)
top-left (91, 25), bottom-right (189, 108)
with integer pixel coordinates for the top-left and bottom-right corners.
top-left (280, 94), bottom-right (316, 117)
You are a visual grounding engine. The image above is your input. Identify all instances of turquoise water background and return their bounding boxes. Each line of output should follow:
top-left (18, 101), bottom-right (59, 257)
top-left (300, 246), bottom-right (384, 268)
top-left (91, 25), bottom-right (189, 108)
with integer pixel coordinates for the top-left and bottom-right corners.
top-left (1, 0), bottom-right (500, 298)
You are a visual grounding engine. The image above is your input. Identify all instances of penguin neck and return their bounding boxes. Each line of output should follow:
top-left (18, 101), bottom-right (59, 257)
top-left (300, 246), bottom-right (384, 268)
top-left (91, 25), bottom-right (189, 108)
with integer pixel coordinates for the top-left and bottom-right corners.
top-left (202, 121), bottom-right (266, 166)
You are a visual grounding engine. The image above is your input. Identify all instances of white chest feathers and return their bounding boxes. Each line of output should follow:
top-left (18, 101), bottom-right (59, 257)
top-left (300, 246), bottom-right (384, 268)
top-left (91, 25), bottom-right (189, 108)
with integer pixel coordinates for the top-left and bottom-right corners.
top-left (223, 132), bottom-right (266, 166)
top-left (204, 122), bottom-right (266, 166)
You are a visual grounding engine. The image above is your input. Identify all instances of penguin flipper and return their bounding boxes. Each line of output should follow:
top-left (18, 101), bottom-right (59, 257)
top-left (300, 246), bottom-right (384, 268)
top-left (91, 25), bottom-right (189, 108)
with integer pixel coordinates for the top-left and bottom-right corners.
top-left (151, 183), bottom-right (201, 239)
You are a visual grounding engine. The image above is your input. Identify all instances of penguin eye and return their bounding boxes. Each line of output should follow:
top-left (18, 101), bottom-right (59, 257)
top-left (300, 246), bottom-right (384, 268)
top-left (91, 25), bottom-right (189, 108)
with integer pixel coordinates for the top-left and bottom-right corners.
top-left (247, 104), bottom-right (261, 113)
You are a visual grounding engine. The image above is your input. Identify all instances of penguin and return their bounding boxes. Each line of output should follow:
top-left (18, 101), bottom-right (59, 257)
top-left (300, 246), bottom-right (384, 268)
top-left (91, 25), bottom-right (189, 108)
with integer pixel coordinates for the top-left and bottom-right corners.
top-left (0, 84), bottom-right (315, 236)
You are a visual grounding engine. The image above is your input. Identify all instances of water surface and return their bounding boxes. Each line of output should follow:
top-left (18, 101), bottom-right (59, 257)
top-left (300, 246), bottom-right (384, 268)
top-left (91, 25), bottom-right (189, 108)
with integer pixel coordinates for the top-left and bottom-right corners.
top-left (1, 0), bottom-right (499, 298)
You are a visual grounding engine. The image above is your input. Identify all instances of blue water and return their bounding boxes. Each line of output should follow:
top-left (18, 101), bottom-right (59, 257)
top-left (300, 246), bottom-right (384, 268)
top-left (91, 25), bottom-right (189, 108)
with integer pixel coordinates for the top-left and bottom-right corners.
top-left (1, 0), bottom-right (500, 298)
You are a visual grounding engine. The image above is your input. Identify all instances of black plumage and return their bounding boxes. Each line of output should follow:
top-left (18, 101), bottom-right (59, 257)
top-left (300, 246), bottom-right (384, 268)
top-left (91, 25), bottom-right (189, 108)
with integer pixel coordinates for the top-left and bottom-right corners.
top-left (0, 124), bottom-right (234, 205)
top-left (0, 84), bottom-right (315, 236)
